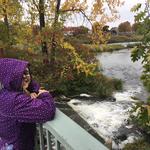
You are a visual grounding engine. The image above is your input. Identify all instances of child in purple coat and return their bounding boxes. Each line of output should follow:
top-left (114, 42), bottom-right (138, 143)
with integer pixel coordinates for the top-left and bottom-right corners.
top-left (0, 58), bottom-right (56, 150)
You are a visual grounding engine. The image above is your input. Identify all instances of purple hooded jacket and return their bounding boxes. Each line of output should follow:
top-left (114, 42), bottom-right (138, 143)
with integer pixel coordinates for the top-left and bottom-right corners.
top-left (0, 58), bottom-right (56, 150)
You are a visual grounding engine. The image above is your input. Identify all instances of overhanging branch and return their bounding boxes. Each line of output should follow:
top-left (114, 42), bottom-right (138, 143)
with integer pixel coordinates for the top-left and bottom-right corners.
top-left (61, 8), bottom-right (92, 27)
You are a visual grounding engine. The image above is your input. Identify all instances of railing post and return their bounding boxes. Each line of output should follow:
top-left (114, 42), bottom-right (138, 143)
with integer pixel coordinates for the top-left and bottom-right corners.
top-left (46, 130), bottom-right (52, 150)
top-left (34, 134), bottom-right (39, 150)
top-left (55, 139), bottom-right (61, 150)
top-left (39, 124), bottom-right (45, 150)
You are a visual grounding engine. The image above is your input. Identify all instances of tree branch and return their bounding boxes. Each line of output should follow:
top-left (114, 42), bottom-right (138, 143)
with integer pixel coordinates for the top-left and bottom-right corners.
top-left (61, 8), bottom-right (92, 26)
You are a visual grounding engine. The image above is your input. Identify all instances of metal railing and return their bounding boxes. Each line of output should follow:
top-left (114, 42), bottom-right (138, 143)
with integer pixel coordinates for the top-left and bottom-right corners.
top-left (37, 108), bottom-right (109, 150)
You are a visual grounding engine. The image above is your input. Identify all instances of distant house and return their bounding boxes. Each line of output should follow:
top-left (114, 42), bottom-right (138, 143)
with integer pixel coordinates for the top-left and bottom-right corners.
top-left (63, 27), bottom-right (75, 35)
top-left (110, 27), bottom-right (119, 35)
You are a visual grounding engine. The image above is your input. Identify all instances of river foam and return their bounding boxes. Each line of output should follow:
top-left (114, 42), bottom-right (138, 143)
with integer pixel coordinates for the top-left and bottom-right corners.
top-left (68, 89), bottom-right (141, 149)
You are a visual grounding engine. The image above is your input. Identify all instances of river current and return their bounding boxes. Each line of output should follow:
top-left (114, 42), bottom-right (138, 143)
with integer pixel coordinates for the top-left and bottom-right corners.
top-left (68, 48), bottom-right (148, 149)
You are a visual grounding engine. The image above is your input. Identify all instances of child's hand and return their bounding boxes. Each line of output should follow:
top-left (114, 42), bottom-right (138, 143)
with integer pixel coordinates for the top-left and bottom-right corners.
top-left (30, 89), bottom-right (49, 99)
top-left (38, 89), bottom-right (49, 96)
top-left (30, 92), bottom-right (38, 99)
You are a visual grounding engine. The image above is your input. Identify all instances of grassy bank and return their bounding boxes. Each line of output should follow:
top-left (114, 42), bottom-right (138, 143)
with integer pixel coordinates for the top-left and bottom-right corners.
top-left (88, 44), bottom-right (125, 52)
top-left (86, 42), bottom-right (141, 53)
top-left (65, 34), bottom-right (142, 45)
top-left (108, 34), bottom-right (143, 43)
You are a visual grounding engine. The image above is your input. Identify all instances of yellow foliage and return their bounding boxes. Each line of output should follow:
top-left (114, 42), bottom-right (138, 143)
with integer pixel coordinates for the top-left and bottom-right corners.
top-left (60, 0), bottom-right (123, 28)
top-left (27, 47), bottom-right (33, 53)
top-left (0, 0), bottom-right (23, 23)
top-left (60, 42), bottom-right (97, 78)
top-left (21, 0), bottom-right (124, 51)
top-left (92, 22), bottom-right (111, 44)
top-left (147, 105), bottom-right (150, 117)
top-left (61, 0), bottom-right (87, 12)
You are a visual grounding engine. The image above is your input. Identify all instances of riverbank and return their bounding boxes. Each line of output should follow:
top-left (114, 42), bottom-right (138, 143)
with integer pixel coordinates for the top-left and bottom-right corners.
top-left (86, 42), bottom-right (141, 53)
top-left (55, 96), bottom-right (106, 144)
top-left (3, 46), bottom-right (149, 149)
top-left (108, 35), bottom-right (143, 43)
top-left (56, 93), bottom-right (150, 150)
top-left (55, 94), bottom-right (133, 149)
top-left (65, 34), bottom-right (143, 45)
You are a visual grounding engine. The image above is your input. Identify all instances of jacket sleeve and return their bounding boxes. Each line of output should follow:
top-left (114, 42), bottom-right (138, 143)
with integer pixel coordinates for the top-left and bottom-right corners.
top-left (27, 80), bottom-right (40, 93)
top-left (14, 92), bottom-right (56, 123)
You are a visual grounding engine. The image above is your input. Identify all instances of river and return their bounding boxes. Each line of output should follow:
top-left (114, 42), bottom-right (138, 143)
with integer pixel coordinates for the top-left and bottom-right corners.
top-left (97, 49), bottom-right (148, 100)
top-left (68, 48), bottom-right (149, 149)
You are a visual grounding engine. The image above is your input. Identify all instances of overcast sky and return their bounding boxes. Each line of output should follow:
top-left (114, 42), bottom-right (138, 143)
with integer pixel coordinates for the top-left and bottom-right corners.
top-left (65, 0), bottom-right (146, 28)
top-left (108, 0), bottom-right (146, 27)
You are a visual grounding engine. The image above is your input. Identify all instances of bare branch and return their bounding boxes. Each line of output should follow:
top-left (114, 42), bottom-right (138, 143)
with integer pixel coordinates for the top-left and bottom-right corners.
top-left (80, 10), bottom-right (92, 27)
top-left (61, 8), bottom-right (92, 26)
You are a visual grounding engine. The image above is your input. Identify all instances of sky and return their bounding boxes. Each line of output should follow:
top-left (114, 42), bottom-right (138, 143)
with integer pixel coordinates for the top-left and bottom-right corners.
top-left (108, 0), bottom-right (146, 27)
top-left (65, 0), bottom-right (146, 28)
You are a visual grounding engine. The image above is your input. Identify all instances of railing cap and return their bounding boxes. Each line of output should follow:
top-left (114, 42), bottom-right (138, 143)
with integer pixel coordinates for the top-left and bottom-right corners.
top-left (44, 108), bottom-right (109, 150)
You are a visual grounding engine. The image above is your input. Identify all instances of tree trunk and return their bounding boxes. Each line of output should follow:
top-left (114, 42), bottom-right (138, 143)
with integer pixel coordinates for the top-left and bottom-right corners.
top-left (0, 48), bottom-right (4, 58)
top-left (3, 1), bottom-right (9, 40)
top-left (39, 0), bottom-right (48, 56)
top-left (50, 0), bottom-right (61, 70)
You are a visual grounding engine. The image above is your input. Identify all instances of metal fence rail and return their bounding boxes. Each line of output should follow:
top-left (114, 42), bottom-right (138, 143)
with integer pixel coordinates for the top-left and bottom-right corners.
top-left (38, 108), bottom-right (109, 150)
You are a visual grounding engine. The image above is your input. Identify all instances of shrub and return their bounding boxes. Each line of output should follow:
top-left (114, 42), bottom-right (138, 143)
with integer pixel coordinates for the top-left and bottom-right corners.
top-left (4, 47), bottom-right (122, 97)
top-left (123, 139), bottom-right (150, 150)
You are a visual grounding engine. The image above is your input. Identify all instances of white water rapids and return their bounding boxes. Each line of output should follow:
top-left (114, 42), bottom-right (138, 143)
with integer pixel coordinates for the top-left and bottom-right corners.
top-left (68, 49), bottom-right (148, 149)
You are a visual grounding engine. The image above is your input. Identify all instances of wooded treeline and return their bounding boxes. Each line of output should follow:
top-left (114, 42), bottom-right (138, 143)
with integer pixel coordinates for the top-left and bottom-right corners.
top-left (0, 0), bottom-right (124, 96)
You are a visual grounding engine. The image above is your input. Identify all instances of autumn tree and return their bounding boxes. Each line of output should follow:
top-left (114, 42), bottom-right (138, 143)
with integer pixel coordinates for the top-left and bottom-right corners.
top-left (50, 0), bottom-right (61, 69)
top-left (0, 0), bottom-right (23, 45)
top-left (0, 0), bottom-right (127, 97)
top-left (92, 22), bottom-right (110, 44)
top-left (131, 1), bottom-right (150, 133)
top-left (118, 21), bottom-right (132, 32)
top-left (132, 22), bottom-right (141, 32)
top-left (24, 0), bottom-right (49, 56)
top-left (39, 0), bottom-right (48, 55)
top-left (24, 0), bottom-right (123, 65)
top-left (50, 0), bottom-right (124, 81)
top-left (2, 0), bottom-right (124, 93)
top-left (21, 0), bottom-right (123, 54)
top-left (0, 0), bottom-right (9, 39)
top-left (0, 21), bottom-right (8, 44)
